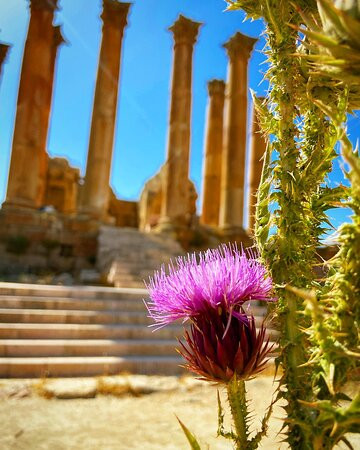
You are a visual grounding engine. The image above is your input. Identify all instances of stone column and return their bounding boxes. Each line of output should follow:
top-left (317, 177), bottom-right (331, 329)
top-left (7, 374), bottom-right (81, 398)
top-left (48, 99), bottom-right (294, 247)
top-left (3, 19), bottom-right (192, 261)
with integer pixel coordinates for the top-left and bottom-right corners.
top-left (219, 32), bottom-right (257, 233)
top-left (200, 79), bottom-right (225, 227)
top-left (37, 25), bottom-right (65, 207)
top-left (4, 0), bottom-right (59, 209)
top-left (0, 43), bottom-right (10, 81)
top-left (248, 100), bottom-right (266, 232)
top-left (159, 15), bottom-right (201, 229)
top-left (80, 0), bottom-right (131, 220)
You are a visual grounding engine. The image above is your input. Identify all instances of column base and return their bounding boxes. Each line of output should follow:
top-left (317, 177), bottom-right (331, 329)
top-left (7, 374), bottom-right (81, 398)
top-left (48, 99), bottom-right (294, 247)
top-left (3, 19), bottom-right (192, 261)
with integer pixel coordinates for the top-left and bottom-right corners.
top-left (218, 225), bottom-right (252, 246)
top-left (2, 198), bottom-right (38, 211)
top-left (77, 207), bottom-right (115, 226)
top-left (154, 216), bottom-right (192, 249)
top-left (0, 204), bottom-right (43, 227)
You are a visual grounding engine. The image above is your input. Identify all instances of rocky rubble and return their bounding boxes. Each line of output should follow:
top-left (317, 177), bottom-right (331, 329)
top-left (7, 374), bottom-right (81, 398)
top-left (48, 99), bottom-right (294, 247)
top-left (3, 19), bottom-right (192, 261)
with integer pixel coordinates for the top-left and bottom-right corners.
top-left (0, 374), bottom-right (204, 400)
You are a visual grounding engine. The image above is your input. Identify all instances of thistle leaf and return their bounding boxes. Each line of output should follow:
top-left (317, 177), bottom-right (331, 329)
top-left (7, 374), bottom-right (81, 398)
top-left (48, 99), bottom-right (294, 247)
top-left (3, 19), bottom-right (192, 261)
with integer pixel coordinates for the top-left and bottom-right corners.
top-left (176, 416), bottom-right (202, 450)
top-left (250, 394), bottom-right (276, 448)
top-left (217, 390), bottom-right (235, 440)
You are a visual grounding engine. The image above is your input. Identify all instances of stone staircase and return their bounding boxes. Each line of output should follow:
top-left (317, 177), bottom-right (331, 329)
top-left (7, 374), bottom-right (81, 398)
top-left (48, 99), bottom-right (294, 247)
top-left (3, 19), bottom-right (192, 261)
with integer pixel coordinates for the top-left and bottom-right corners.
top-left (97, 226), bottom-right (184, 288)
top-left (0, 282), bottom-right (276, 378)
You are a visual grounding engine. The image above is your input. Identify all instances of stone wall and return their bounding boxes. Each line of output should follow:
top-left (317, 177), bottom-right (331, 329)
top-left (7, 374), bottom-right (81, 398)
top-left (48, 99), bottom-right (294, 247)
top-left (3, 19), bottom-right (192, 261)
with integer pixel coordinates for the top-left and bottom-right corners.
top-left (97, 225), bottom-right (184, 287)
top-left (138, 165), bottom-right (197, 232)
top-left (108, 190), bottom-right (138, 228)
top-left (0, 207), bottom-right (97, 277)
top-left (44, 157), bottom-right (80, 215)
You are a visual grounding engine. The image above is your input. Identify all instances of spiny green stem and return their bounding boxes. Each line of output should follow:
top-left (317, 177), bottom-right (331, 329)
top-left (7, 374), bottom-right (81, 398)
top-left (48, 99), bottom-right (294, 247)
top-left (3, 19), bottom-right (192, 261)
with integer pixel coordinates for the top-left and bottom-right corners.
top-left (227, 377), bottom-right (249, 449)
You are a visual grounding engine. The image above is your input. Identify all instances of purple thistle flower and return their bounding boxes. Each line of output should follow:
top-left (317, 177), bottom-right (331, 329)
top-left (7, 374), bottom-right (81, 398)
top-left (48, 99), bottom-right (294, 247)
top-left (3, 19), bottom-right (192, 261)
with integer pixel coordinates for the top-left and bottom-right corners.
top-left (146, 243), bottom-right (275, 328)
top-left (178, 308), bottom-right (273, 383)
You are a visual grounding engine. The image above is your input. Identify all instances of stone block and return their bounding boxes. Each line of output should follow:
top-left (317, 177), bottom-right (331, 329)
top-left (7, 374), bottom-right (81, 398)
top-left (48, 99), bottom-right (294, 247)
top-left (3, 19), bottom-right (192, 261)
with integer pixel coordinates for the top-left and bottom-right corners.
top-left (40, 378), bottom-right (97, 399)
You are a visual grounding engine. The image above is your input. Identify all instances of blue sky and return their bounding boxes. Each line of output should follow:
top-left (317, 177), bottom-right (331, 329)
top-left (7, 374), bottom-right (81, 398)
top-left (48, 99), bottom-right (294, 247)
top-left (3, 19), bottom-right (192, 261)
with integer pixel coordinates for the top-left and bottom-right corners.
top-left (0, 0), bottom-right (357, 231)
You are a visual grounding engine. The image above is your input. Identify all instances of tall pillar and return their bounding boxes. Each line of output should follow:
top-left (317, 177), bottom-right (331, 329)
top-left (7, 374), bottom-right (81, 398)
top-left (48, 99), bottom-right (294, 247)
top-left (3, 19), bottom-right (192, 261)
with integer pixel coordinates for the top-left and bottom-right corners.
top-left (37, 25), bottom-right (65, 207)
top-left (248, 100), bottom-right (266, 232)
top-left (0, 43), bottom-right (10, 82)
top-left (200, 79), bottom-right (225, 227)
top-left (159, 15), bottom-right (201, 229)
top-left (219, 32), bottom-right (257, 233)
top-left (4, 0), bottom-right (59, 209)
top-left (80, 0), bottom-right (131, 220)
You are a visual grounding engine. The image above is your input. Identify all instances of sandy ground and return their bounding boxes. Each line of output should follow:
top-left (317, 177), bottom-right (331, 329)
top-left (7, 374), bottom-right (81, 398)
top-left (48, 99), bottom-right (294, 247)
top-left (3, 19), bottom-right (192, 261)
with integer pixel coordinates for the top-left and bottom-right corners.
top-left (0, 376), bottom-right (358, 450)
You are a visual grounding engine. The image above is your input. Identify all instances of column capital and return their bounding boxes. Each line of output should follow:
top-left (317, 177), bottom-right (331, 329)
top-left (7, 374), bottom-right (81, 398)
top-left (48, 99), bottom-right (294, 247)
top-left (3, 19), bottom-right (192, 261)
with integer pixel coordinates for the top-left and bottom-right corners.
top-left (169, 15), bottom-right (202, 46)
top-left (208, 79), bottom-right (225, 97)
top-left (102, 0), bottom-right (131, 29)
top-left (0, 43), bottom-right (11, 67)
top-left (53, 25), bottom-right (66, 48)
top-left (223, 32), bottom-right (257, 60)
top-left (30, 0), bottom-right (58, 11)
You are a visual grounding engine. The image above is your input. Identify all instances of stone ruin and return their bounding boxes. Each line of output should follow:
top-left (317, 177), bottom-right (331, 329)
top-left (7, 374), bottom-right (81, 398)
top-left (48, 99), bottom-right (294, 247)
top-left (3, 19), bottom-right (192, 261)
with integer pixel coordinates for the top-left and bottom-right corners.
top-left (0, 0), bottom-right (268, 285)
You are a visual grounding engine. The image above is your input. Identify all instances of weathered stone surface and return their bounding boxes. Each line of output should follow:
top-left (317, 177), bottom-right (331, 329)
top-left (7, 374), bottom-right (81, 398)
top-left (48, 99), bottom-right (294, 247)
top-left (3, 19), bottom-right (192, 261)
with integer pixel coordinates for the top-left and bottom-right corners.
top-left (0, 375), bottom-right (201, 401)
top-left (97, 225), bottom-right (183, 287)
top-left (219, 32), bottom-right (257, 232)
top-left (0, 42), bottom-right (10, 81)
top-left (0, 281), bottom-right (276, 377)
top-left (97, 375), bottom-right (180, 396)
top-left (0, 207), bottom-right (98, 276)
top-left (80, 1), bottom-right (131, 220)
top-left (158, 16), bottom-right (201, 232)
top-left (44, 157), bottom-right (80, 214)
top-left (40, 378), bottom-right (97, 399)
top-left (0, 380), bottom-right (32, 399)
top-left (52, 272), bottom-right (74, 286)
top-left (30, 0), bottom-right (58, 11)
top-left (0, 375), bottom-right (204, 401)
top-left (139, 166), bottom-right (196, 232)
top-left (108, 190), bottom-right (138, 228)
top-left (4, 3), bottom-right (62, 209)
top-left (200, 79), bottom-right (225, 228)
top-left (78, 269), bottom-right (101, 284)
top-left (138, 169), bottom-right (163, 231)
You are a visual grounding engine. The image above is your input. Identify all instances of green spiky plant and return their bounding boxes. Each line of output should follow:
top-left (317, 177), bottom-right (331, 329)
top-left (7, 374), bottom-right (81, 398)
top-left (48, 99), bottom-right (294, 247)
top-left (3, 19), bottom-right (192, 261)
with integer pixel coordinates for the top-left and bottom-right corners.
top-left (226, 0), bottom-right (360, 448)
top-left (285, 5), bottom-right (360, 447)
top-left (293, 99), bottom-right (360, 447)
top-left (295, 0), bottom-right (360, 109)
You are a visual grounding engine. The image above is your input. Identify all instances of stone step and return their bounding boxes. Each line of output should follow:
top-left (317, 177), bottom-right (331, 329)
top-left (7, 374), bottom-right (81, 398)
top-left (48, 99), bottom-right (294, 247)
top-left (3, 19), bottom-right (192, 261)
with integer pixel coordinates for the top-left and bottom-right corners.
top-left (0, 321), bottom-right (277, 340)
top-left (0, 339), bottom-right (278, 359)
top-left (0, 339), bottom-right (179, 357)
top-left (0, 296), bottom-right (148, 312)
top-left (0, 309), bottom-right (268, 327)
top-left (97, 226), bottom-right (182, 245)
top-left (0, 355), bottom-right (185, 378)
top-left (0, 323), bottom-right (183, 340)
top-left (0, 280), bottom-right (277, 378)
top-left (109, 273), bottom-right (141, 281)
top-left (114, 281), bottom-right (146, 288)
top-left (97, 226), bottom-right (184, 286)
top-left (0, 355), bottom-right (276, 378)
top-left (0, 309), bottom-right (151, 325)
top-left (107, 263), bottom-right (170, 274)
top-left (0, 296), bottom-right (268, 316)
top-left (107, 265), bottom-right (155, 274)
top-left (0, 282), bottom-right (147, 300)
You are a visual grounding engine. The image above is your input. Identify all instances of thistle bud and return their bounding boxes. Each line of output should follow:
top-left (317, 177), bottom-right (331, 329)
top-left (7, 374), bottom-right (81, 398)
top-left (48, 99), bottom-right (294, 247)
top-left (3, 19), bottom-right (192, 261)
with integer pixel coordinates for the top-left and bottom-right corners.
top-left (178, 308), bottom-right (273, 383)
